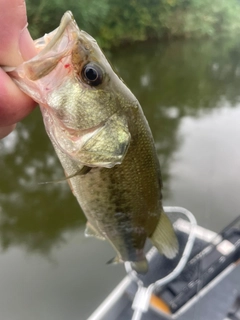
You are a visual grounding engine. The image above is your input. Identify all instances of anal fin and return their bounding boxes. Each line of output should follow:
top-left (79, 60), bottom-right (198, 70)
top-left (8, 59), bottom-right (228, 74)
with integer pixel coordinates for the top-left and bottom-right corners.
top-left (150, 210), bottom-right (179, 259)
top-left (85, 222), bottom-right (106, 240)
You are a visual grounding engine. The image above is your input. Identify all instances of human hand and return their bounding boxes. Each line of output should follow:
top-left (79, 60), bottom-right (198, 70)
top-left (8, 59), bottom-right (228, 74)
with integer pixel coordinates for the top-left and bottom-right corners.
top-left (0, 0), bottom-right (37, 139)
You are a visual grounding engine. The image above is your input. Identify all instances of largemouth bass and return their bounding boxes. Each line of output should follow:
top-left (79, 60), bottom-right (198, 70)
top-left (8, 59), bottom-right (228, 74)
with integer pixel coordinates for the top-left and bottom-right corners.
top-left (7, 11), bottom-right (178, 273)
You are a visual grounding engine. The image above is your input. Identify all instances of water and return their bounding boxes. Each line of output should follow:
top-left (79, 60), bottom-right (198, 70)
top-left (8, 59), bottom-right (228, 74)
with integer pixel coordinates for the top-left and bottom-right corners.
top-left (1, 39), bottom-right (240, 319)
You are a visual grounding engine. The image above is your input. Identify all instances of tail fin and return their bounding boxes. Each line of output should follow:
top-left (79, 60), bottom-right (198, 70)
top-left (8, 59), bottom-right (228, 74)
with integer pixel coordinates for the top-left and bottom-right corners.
top-left (131, 258), bottom-right (148, 274)
top-left (149, 210), bottom-right (179, 259)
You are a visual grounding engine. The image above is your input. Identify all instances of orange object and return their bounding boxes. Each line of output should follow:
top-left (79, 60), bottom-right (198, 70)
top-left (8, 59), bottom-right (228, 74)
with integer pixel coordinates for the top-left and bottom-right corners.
top-left (150, 294), bottom-right (171, 314)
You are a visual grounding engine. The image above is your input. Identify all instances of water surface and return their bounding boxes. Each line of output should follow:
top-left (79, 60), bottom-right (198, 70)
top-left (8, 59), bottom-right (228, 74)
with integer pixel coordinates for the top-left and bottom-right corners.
top-left (1, 39), bottom-right (240, 319)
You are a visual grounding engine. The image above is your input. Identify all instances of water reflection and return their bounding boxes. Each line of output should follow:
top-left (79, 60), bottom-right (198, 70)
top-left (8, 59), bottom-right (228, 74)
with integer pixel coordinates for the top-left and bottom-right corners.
top-left (169, 105), bottom-right (240, 230)
top-left (111, 40), bottom-right (240, 199)
top-left (0, 39), bottom-right (240, 318)
top-left (0, 111), bottom-right (85, 254)
top-left (1, 39), bottom-right (240, 254)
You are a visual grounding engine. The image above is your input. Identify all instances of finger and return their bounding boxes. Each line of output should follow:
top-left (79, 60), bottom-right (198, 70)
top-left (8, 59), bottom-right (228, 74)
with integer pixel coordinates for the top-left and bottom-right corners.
top-left (0, 124), bottom-right (16, 139)
top-left (0, 0), bottom-right (37, 138)
top-left (0, 68), bottom-right (36, 126)
top-left (0, 0), bottom-right (36, 66)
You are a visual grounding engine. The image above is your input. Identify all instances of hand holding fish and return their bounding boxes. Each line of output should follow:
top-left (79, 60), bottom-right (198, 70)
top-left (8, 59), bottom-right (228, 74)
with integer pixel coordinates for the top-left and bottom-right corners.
top-left (0, 0), bottom-right (36, 139)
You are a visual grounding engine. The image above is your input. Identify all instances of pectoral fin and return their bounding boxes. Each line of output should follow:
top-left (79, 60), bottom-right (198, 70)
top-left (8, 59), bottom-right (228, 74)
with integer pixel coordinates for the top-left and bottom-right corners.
top-left (66, 165), bottom-right (91, 177)
top-left (78, 114), bottom-right (131, 168)
top-left (38, 165), bottom-right (91, 185)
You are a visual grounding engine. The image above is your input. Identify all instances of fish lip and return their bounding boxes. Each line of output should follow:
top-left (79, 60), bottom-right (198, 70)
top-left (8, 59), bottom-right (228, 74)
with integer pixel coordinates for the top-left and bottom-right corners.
top-left (36, 11), bottom-right (78, 56)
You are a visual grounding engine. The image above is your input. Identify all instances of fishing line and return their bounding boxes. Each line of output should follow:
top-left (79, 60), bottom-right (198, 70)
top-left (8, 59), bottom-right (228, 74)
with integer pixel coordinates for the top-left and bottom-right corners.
top-left (125, 206), bottom-right (197, 320)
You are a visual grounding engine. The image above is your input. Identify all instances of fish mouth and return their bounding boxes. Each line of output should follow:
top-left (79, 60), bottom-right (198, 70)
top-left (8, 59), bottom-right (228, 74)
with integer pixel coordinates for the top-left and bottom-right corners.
top-left (6, 11), bottom-right (89, 102)
top-left (7, 11), bottom-right (100, 87)
top-left (4, 11), bottom-right (81, 90)
top-left (21, 12), bottom-right (81, 82)
top-left (34, 11), bottom-right (78, 55)
top-left (34, 11), bottom-right (95, 62)
top-left (20, 11), bottom-right (97, 84)
top-left (1, 13), bottom-right (74, 75)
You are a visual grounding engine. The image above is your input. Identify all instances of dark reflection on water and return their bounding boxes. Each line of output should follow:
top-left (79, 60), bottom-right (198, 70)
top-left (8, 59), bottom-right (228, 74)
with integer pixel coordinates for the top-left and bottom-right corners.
top-left (1, 39), bottom-right (240, 319)
top-left (0, 111), bottom-right (85, 254)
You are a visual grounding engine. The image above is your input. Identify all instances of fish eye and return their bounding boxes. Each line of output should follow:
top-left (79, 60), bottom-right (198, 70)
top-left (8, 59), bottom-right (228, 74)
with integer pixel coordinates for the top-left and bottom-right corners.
top-left (82, 63), bottom-right (103, 86)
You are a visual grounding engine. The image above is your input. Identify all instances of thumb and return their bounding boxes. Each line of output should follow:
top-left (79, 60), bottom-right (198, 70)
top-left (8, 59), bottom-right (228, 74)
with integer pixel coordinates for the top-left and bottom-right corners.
top-left (0, 0), bottom-right (36, 66)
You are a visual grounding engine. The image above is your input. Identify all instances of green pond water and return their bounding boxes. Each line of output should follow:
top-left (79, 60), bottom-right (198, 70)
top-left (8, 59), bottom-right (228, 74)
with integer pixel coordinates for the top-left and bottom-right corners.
top-left (1, 39), bottom-right (240, 319)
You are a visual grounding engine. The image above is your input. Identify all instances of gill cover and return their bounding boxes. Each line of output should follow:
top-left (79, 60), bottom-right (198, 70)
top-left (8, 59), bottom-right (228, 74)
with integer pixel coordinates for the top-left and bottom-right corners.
top-left (78, 113), bottom-right (131, 167)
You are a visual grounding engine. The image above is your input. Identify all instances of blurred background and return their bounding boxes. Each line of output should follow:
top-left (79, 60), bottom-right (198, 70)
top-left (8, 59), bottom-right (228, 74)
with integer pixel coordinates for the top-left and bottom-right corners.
top-left (1, 0), bottom-right (240, 319)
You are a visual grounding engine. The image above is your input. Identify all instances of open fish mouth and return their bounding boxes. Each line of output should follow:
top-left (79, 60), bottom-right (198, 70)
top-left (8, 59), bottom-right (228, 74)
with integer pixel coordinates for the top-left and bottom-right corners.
top-left (19, 12), bottom-right (79, 83)
top-left (4, 12), bottom-right (77, 75)
top-left (34, 11), bottom-right (77, 55)
top-left (6, 10), bottom-right (108, 115)
top-left (6, 11), bottom-right (95, 96)
top-left (30, 11), bottom-right (98, 82)
top-left (34, 11), bottom-right (97, 54)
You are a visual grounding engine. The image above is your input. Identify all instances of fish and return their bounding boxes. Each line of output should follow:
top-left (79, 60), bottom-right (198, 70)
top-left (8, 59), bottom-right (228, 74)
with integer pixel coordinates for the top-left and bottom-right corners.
top-left (7, 11), bottom-right (178, 273)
